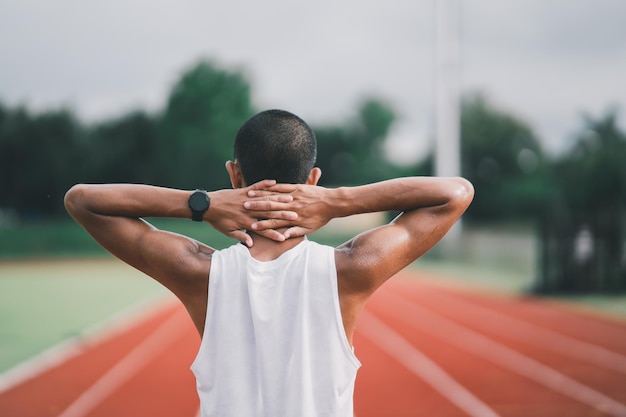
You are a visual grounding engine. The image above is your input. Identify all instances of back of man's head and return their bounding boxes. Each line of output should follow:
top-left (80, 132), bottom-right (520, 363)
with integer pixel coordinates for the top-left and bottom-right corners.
top-left (234, 109), bottom-right (317, 185)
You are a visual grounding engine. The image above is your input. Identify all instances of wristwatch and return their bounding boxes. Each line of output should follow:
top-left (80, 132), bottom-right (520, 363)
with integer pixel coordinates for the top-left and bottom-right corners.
top-left (188, 190), bottom-right (211, 222)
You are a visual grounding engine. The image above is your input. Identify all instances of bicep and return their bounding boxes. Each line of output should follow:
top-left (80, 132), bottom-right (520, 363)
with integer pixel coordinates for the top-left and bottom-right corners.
top-left (336, 204), bottom-right (460, 294)
top-left (76, 212), bottom-right (212, 297)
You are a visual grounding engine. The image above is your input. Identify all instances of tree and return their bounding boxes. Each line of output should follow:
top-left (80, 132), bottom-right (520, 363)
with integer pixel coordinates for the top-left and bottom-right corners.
top-left (412, 94), bottom-right (549, 222)
top-left (315, 98), bottom-right (405, 186)
top-left (156, 60), bottom-right (256, 190)
top-left (536, 110), bottom-right (626, 293)
top-left (0, 104), bottom-right (83, 218)
top-left (0, 62), bottom-right (405, 220)
top-left (460, 94), bottom-right (549, 221)
top-left (85, 111), bottom-right (159, 184)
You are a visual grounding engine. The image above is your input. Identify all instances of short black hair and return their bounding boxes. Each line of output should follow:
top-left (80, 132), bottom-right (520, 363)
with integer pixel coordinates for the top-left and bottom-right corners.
top-left (234, 109), bottom-right (317, 185)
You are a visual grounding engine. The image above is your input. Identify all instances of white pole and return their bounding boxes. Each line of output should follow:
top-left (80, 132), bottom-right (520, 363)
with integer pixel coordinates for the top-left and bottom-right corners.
top-left (435, 0), bottom-right (462, 247)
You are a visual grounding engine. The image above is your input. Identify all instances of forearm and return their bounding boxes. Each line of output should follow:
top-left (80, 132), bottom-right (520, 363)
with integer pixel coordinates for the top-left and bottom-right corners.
top-left (66, 181), bottom-right (296, 246)
top-left (64, 184), bottom-right (194, 221)
top-left (329, 177), bottom-right (474, 217)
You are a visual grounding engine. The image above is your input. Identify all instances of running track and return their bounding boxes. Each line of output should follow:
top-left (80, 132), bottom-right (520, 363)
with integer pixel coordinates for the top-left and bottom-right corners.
top-left (1, 271), bottom-right (626, 417)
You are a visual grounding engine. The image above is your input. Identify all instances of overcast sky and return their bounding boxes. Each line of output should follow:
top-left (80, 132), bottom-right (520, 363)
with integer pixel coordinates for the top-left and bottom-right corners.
top-left (1, 0), bottom-right (625, 163)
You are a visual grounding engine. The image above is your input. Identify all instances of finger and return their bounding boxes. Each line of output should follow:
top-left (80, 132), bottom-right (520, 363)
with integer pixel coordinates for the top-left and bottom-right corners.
top-left (249, 212), bottom-right (297, 230)
top-left (247, 190), bottom-right (271, 197)
top-left (248, 179), bottom-right (277, 190)
top-left (248, 184), bottom-right (298, 196)
top-left (283, 227), bottom-right (309, 239)
top-left (246, 192), bottom-right (293, 203)
top-left (246, 190), bottom-right (294, 203)
top-left (250, 218), bottom-right (292, 231)
top-left (255, 229), bottom-right (286, 242)
top-left (263, 184), bottom-right (299, 193)
top-left (249, 210), bottom-right (297, 220)
top-left (228, 230), bottom-right (254, 247)
top-left (244, 201), bottom-right (294, 211)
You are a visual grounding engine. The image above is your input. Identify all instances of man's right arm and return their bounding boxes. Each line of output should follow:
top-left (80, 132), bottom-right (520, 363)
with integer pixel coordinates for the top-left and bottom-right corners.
top-left (247, 177), bottom-right (474, 294)
top-left (334, 177), bottom-right (473, 292)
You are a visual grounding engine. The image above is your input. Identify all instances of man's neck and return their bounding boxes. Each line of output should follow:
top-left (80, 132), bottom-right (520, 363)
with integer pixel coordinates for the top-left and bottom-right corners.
top-left (246, 232), bottom-right (305, 262)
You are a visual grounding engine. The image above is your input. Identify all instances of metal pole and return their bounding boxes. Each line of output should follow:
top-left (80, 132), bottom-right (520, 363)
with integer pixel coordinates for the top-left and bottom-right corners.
top-left (435, 0), bottom-right (462, 247)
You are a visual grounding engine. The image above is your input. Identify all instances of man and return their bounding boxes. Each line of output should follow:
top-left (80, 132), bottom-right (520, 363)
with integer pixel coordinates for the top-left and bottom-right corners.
top-left (65, 109), bottom-right (473, 416)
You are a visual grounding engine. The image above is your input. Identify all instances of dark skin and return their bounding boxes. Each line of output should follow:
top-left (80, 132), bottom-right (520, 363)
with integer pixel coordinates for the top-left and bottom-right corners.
top-left (65, 160), bottom-right (474, 345)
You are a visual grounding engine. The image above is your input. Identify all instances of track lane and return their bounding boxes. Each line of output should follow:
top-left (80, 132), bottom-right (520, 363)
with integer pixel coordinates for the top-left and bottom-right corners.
top-left (366, 277), bottom-right (626, 416)
top-left (387, 277), bottom-right (626, 400)
top-left (364, 289), bottom-right (593, 417)
top-left (388, 280), bottom-right (626, 374)
top-left (356, 310), bottom-right (500, 417)
top-left (375, 291), bottom-right (626, 416)
top-left (0, 300), bottom-right (182, 417)
top-left (57, 307), bottom-right (196, 417)
top-left (402, 274), bottom-right (626, 351)
top-left (85, 310), bottom-right (199, 417)
top-left (353, 326), bottom-right (466, 417)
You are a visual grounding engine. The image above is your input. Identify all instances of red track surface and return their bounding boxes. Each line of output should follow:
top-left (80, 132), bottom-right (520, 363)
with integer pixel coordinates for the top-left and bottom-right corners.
top-left (1, 271), bottom-right (626, 417)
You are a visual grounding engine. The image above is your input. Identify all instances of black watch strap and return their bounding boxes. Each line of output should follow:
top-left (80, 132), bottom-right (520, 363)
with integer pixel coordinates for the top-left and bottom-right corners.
top-left (191, 209), bottom-right (204, 222)
top-left (188, 189), bottom-right (210, 222)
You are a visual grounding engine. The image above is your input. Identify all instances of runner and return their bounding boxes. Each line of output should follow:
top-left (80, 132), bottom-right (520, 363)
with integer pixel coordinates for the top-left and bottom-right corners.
top-left (64, 109), bottom-right (473, 416)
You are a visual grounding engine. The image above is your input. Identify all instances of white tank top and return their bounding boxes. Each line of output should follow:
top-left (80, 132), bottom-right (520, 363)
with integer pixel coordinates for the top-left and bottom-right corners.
top-left (191, 239), bottom-right (361, 417)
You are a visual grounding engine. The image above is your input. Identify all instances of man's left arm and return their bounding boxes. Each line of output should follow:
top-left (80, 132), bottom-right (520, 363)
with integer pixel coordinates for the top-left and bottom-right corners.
top-left (64, 181), bottom-right (295, 299)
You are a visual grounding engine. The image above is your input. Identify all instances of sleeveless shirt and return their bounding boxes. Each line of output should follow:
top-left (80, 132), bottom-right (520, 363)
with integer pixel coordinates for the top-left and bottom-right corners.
top-left (191, 239), bottom-right (361, 417)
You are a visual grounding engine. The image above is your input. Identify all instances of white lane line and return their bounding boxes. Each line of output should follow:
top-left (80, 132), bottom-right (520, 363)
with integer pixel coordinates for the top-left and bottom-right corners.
top-left (358, 310), bottom-right (501, 417)
top-left (57, 307), bottom-right (189, 417)
top-left (0, 294), bottom-right (174, 394)
top-left (382, 291), bottom-right (626, 417)
top-left (391, 285), bottom-right (626, 374)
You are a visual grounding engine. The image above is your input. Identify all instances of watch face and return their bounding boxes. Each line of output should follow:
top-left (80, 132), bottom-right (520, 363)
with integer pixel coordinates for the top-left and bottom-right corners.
top-left (189, 191), bottom-right (209, 211)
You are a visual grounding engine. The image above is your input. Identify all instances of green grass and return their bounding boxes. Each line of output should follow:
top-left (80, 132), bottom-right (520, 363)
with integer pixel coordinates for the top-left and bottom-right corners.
top-left (549, 294), bottom-right (626, 319)
top-left (0, 259), bottom-right (169, 373)
top-left (0, 221), bottom-right (105, 258)
top-left (414, 257), bottom-right (536, 294)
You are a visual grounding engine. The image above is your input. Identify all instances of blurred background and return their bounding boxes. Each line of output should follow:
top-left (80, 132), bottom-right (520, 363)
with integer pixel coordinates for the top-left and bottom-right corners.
top-left (1, 0), bottom-right (626, 372)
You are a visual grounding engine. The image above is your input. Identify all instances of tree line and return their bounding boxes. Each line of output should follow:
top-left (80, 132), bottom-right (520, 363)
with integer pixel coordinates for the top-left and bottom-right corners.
top-left (0, 60), bottom-right (407, 220)
top-left (453, 96), bottom-right (626, 293)
top-left (1, 59), bottom-right (624, 292)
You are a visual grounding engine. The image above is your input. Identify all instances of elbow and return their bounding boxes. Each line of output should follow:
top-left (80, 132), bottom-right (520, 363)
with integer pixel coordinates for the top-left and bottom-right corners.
top-left (457, 177), bottom-right (475, 201)
top-left (449, 177), bottom-right (475, 209)
top-left (64, 184), bottom-right (89, 217)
